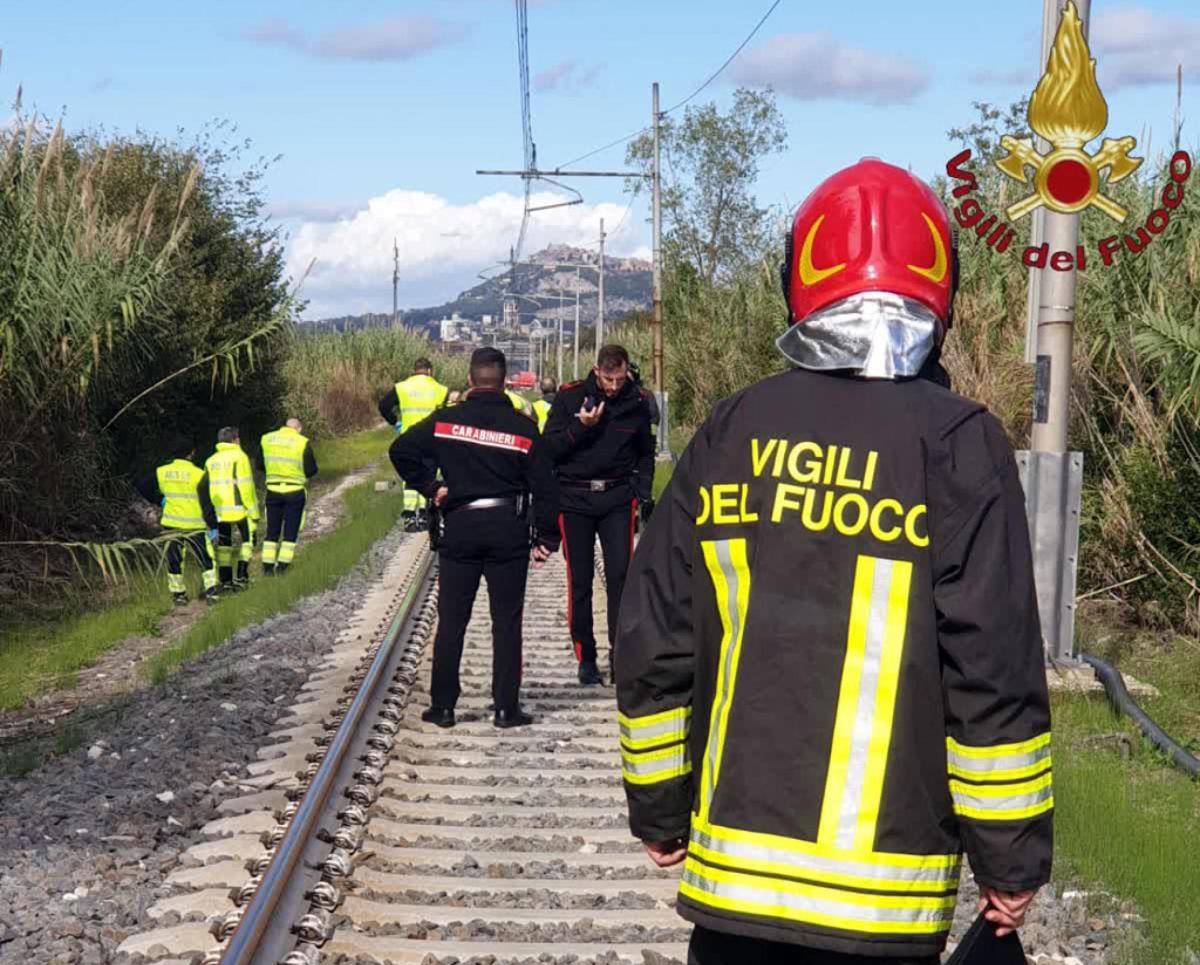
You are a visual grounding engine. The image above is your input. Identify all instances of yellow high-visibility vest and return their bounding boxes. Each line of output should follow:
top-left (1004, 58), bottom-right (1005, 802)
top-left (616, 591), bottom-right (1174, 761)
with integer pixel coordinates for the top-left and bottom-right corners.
top-left (395, 374), bottom-right (450, 433)
top-left (156, 459), bottom-right (206, 530)
top-left (261, 426), bottom-right (309, 493)
top-left (506, 389), bottom-right (531, 416)
top-left (532, 398), bottom-right (552, 432)
top-left (205, 442), bottom-right (259, 522)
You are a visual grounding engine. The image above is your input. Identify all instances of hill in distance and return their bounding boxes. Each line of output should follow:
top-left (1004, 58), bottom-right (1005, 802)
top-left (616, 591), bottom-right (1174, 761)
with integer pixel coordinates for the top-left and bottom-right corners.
top-left (305, 244), bottom-right (652, 336)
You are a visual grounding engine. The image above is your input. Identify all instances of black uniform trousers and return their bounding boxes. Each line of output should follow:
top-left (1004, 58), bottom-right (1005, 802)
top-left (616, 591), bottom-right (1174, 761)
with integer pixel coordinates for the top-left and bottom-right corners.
top-left (688, 926), bottom-right (938, 965)
top-left (431, 507), bottom-right (530, 713)
top-left (166, 532), bottom-right (215, 585)
top-left (264, 488), bottom-right (307, 568)
top-left (216, 519), bottom-right (251, 583)
top-left (558, 483), bottom-right (638, 664)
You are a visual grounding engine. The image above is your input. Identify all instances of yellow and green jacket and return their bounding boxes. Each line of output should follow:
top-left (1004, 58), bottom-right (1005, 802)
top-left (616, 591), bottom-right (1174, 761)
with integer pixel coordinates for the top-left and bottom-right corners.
top-left (205, 442), bottom-right (259, 522)
top-left (615, 368), bottom-right (1052, 959)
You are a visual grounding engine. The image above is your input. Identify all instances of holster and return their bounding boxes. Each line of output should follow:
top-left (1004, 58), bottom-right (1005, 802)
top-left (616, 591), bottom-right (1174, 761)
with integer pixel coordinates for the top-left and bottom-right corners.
top-left (427, 503), bottom-right (444, 550)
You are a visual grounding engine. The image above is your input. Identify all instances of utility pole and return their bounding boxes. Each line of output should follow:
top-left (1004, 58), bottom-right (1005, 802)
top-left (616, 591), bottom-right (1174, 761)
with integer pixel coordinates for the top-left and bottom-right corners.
top-left (573, 268), bottom-right (580, 380)
top-left (597, 218), bottom-right (606, 354)
top-left (557, 302), bottom-right (564, 383)
top-left (392, 237), bottom-right (400, 329)
top-left (1017, 0), bottom-right (1089, 664)
top-left (651, 82), bottom-right (664, 395)
top-left (1030, 0), bottom-right (1090, 454)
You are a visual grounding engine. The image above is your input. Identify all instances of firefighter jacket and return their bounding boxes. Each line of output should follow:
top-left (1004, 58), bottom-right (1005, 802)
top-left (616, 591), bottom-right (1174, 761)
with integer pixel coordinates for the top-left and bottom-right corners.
top-left (543, 374), bottom-right (655, 502)
top-left (260, 427), bottom-right (318, 494)
top-left (388, 388), bottom-right (561, 551)
top-left (205, 442), bottom-right (259, 523)
top-left (136, 459), bottom-right (219, 532)
top-left (380, 374), bottom-right (451, 433)
top-left (615, 368), bottom-right (1052, 959)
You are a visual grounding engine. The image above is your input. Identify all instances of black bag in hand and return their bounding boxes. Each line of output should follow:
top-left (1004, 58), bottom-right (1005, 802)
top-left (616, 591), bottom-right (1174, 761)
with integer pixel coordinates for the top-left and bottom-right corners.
top-left (945, 908), bottom-right (1026, 965)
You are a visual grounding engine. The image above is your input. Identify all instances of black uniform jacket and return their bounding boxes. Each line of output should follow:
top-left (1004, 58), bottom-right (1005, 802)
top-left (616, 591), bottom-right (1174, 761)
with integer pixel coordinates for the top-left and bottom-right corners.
top-left (542, 374), bottom-right (655, 501)
top-left (615, 368), bottom-right (1052, 959)
top-left (135, 465), bottom-right (219, 530)
top-left (389, 388), bottom-right (560, 551)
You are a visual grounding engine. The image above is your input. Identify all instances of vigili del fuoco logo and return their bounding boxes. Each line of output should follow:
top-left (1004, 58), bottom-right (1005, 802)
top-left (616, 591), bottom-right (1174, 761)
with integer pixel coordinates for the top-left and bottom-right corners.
top-left (945, 0), bottom-right (1192, 271)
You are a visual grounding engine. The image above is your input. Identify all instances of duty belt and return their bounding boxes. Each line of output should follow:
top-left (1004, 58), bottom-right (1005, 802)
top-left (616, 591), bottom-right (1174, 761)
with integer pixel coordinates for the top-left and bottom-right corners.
top-left (562, 478), bottom-right (626, 493)
top-left (448, 496), bottom-right (523, 513)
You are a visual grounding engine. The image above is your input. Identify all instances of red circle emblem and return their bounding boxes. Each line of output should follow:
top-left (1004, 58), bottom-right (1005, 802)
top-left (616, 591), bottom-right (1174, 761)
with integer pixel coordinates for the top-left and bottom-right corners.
top-left (1045, 158), bottom-right (1092, 205)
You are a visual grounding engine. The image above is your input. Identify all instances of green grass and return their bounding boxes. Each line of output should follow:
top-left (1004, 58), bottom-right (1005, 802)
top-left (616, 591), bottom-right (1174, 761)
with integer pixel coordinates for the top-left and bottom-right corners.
top-left (652, 459), bottom-right (675, 501)
top-left (311, 425), bottom-right (394, 483)
top-left (144, 469), bottom-right (403, 681)
top-left (1049, 618), bottom-right (1200, 964)
top-left (0, 578), bottom-right (169, 711)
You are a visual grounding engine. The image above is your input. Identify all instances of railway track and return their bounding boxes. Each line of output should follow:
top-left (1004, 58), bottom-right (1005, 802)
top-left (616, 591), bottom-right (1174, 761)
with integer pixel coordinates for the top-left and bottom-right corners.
top-left (119, 531), bottom-right (688, 964)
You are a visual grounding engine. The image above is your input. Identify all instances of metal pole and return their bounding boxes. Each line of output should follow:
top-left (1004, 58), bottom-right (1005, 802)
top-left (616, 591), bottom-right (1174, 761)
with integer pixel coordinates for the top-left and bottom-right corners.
top-left (557, 306), bottom-right (564, 383)
top-left (392, 238), bottom-right (399, 329)
top-left (651, 81), bottom-right (664, 395)
top-left (573, 267), bottom-right (580, 379)
top-left (597, 218), bottom-right (606, 355)
top-left (1030, 0), bottom-right (1090, 454)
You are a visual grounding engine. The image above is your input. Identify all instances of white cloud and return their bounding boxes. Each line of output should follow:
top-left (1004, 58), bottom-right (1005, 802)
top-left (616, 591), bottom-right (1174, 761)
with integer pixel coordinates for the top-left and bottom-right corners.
top-left (287, 189), bottom-right (642, 319)
top-left (270, 200), bottom-right (363, 223)
top-left (730, 34), bottom-right (928, 105)
top-left (245, 16), bottom-right (469, 62)
top-left (969, 67), bottom-right (1031, 86)
top-left (1091, 7), bottom-right (1200, 90)
top-left (533, 59), bottom-right (602, 93)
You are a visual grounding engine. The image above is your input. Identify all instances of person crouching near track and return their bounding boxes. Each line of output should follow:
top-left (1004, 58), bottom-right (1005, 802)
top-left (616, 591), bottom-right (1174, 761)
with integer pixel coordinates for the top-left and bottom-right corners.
top-left (205, 426), bottom-right (260, 592)
top-left (136, 435), bottom-right (220, 606)
top-left (390, 347), bottom-right (560, 729)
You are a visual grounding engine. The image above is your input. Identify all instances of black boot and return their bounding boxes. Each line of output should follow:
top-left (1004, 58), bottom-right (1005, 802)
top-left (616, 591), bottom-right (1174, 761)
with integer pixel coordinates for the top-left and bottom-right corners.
top-left (234, 561), bottom-right (249, 591)
top-left (263, 563), bottom-right (276, 576)
top-left (218, 565), bottom-right (233, 587)
top-left (494, 707), bottom-right (534, 728)
top-left (578, 660), bottom-right (603, 686)
top-left (172, 592), bottom-right (189, 607)
top-left (421, 706), bottom-right (456, 728)
top-left (204, 586), bottom-right (220, 606)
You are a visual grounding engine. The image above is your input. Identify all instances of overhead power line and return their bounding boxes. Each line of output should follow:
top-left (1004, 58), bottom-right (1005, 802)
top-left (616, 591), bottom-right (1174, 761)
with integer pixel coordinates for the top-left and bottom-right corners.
top-left (555, 0), bottom-right (782, 170)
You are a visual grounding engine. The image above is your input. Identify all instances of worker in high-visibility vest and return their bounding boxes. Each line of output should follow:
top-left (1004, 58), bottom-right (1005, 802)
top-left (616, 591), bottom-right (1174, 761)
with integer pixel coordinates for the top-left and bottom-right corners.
top-left (379, 358), bottom-right (449, 527)
top-left (504, 385), bottom-right (534, 418)
top-left (259, 418), bottom-right (318, 574)
top-left (531, 377), bottom-right (556, 432)
top-left (136, 436), bottom-right (220, 606)
top-left (205, 426), bottom-right (260, 592)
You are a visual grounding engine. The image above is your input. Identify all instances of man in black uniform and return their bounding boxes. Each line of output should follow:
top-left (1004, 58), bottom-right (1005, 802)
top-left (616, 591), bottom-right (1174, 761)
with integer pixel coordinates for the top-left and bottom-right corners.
top-left (616, 159), bottom-right (1052, 964)
top-left (390, 348), bottom-right (560, 729)
top-left (543, 344), bottom-right (654, 685)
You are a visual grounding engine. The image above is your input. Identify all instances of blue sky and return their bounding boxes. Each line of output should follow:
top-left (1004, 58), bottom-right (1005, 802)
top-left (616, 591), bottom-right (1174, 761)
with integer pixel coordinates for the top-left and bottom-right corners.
top-left (4, 1), bottom-right (1198, 317)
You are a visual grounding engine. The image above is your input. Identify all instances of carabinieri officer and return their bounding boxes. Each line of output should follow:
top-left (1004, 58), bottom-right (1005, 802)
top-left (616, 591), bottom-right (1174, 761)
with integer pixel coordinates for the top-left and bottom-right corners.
top-left (390, 347), bottom-right (560, 728)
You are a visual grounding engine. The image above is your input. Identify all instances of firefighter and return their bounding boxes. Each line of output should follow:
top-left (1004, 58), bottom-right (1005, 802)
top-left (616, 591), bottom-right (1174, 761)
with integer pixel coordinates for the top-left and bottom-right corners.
top-left (615, 159), bottom-right (1052, 964)
top-left (380, 358), bottom-right (450, 526)
top-left (532, 376), bottom-right (556, 432)
top-left (136, 436), bottom-right (220, 606)
top-left (543, 344), bottom-right (654, 685)
top-left (260, 418), bottom-right (318, 574)
top-left (389, 347), bottom-right (560, 729)
top-left (205, 426), bottom-right (260, 591)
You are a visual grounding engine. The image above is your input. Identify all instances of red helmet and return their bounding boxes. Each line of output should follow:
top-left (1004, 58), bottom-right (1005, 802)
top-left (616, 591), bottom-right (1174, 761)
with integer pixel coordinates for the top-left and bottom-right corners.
top-left (782, 158), bottom-right (955, 325)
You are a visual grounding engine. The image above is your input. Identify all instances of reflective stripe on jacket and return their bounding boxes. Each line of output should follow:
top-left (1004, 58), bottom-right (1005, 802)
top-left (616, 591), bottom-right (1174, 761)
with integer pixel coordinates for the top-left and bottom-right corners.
top-left (615, 368), bottom-right (1052, 959)
top-left (156, 459), bottom-right (207, 529)
top-left (205, 442), bottom-right (259, 522)
top-left (396, 374), bottom-right (450, 433)
top-left (261, 427), bottom-right (309, 492)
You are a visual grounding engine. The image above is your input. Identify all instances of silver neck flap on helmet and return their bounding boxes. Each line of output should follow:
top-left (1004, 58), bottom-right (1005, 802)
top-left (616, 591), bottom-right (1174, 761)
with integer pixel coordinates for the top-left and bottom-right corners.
top-left (776, 291), bottom-right (943, 380)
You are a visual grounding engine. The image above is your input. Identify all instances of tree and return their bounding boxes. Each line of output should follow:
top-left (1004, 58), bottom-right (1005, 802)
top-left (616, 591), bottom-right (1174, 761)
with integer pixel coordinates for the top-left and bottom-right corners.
top-left (626, 87), bottom-right (787, 284)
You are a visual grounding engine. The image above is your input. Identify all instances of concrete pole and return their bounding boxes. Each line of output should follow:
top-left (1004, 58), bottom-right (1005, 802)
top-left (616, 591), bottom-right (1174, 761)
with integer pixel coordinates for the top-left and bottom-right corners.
top-left (557, 309), bottom-right (564, 383)
top-left (651, 81), bottom-right (664, 395)
top-left (597, 218), bottom-right (606, 355)
top-left (1030, 0), bottom-right (1090, 454)
top-left (573, 267), bottom-right (580, 380)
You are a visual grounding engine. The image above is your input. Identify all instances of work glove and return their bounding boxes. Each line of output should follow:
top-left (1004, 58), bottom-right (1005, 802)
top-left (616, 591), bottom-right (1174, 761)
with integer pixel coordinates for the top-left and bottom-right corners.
top-left (207, 528), bottom-right (219, 544)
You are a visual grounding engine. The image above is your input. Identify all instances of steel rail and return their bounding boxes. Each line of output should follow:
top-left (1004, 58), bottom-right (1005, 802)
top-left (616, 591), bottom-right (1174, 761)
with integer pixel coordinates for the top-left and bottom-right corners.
top-left (220, 547), bottom-right (435, 964)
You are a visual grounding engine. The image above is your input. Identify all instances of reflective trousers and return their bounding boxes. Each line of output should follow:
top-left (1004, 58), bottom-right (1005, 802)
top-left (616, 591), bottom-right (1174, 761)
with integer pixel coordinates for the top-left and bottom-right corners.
top-left (430, 507), bottom-right (530, 713)
top-left (687, 926), bottom-right (939, 965)
top-left (166, 532), bottom-right (216, 594)
top-left (263, 489), bottom-right (307, 568)
top-left (216, 519), bottom-right (253, 584)
top-left (558, 484), bottom-right (637, 664)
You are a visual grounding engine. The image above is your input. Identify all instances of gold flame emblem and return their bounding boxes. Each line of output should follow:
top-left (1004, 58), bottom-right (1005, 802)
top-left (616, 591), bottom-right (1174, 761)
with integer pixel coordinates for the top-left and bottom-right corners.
top-left (995, 1), bottom-right (1141, 222)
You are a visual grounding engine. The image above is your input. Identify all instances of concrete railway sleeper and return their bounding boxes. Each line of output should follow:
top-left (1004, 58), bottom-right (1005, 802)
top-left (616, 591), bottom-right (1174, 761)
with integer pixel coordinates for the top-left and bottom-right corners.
top-left (120, 538), bottom-right (689, 965)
